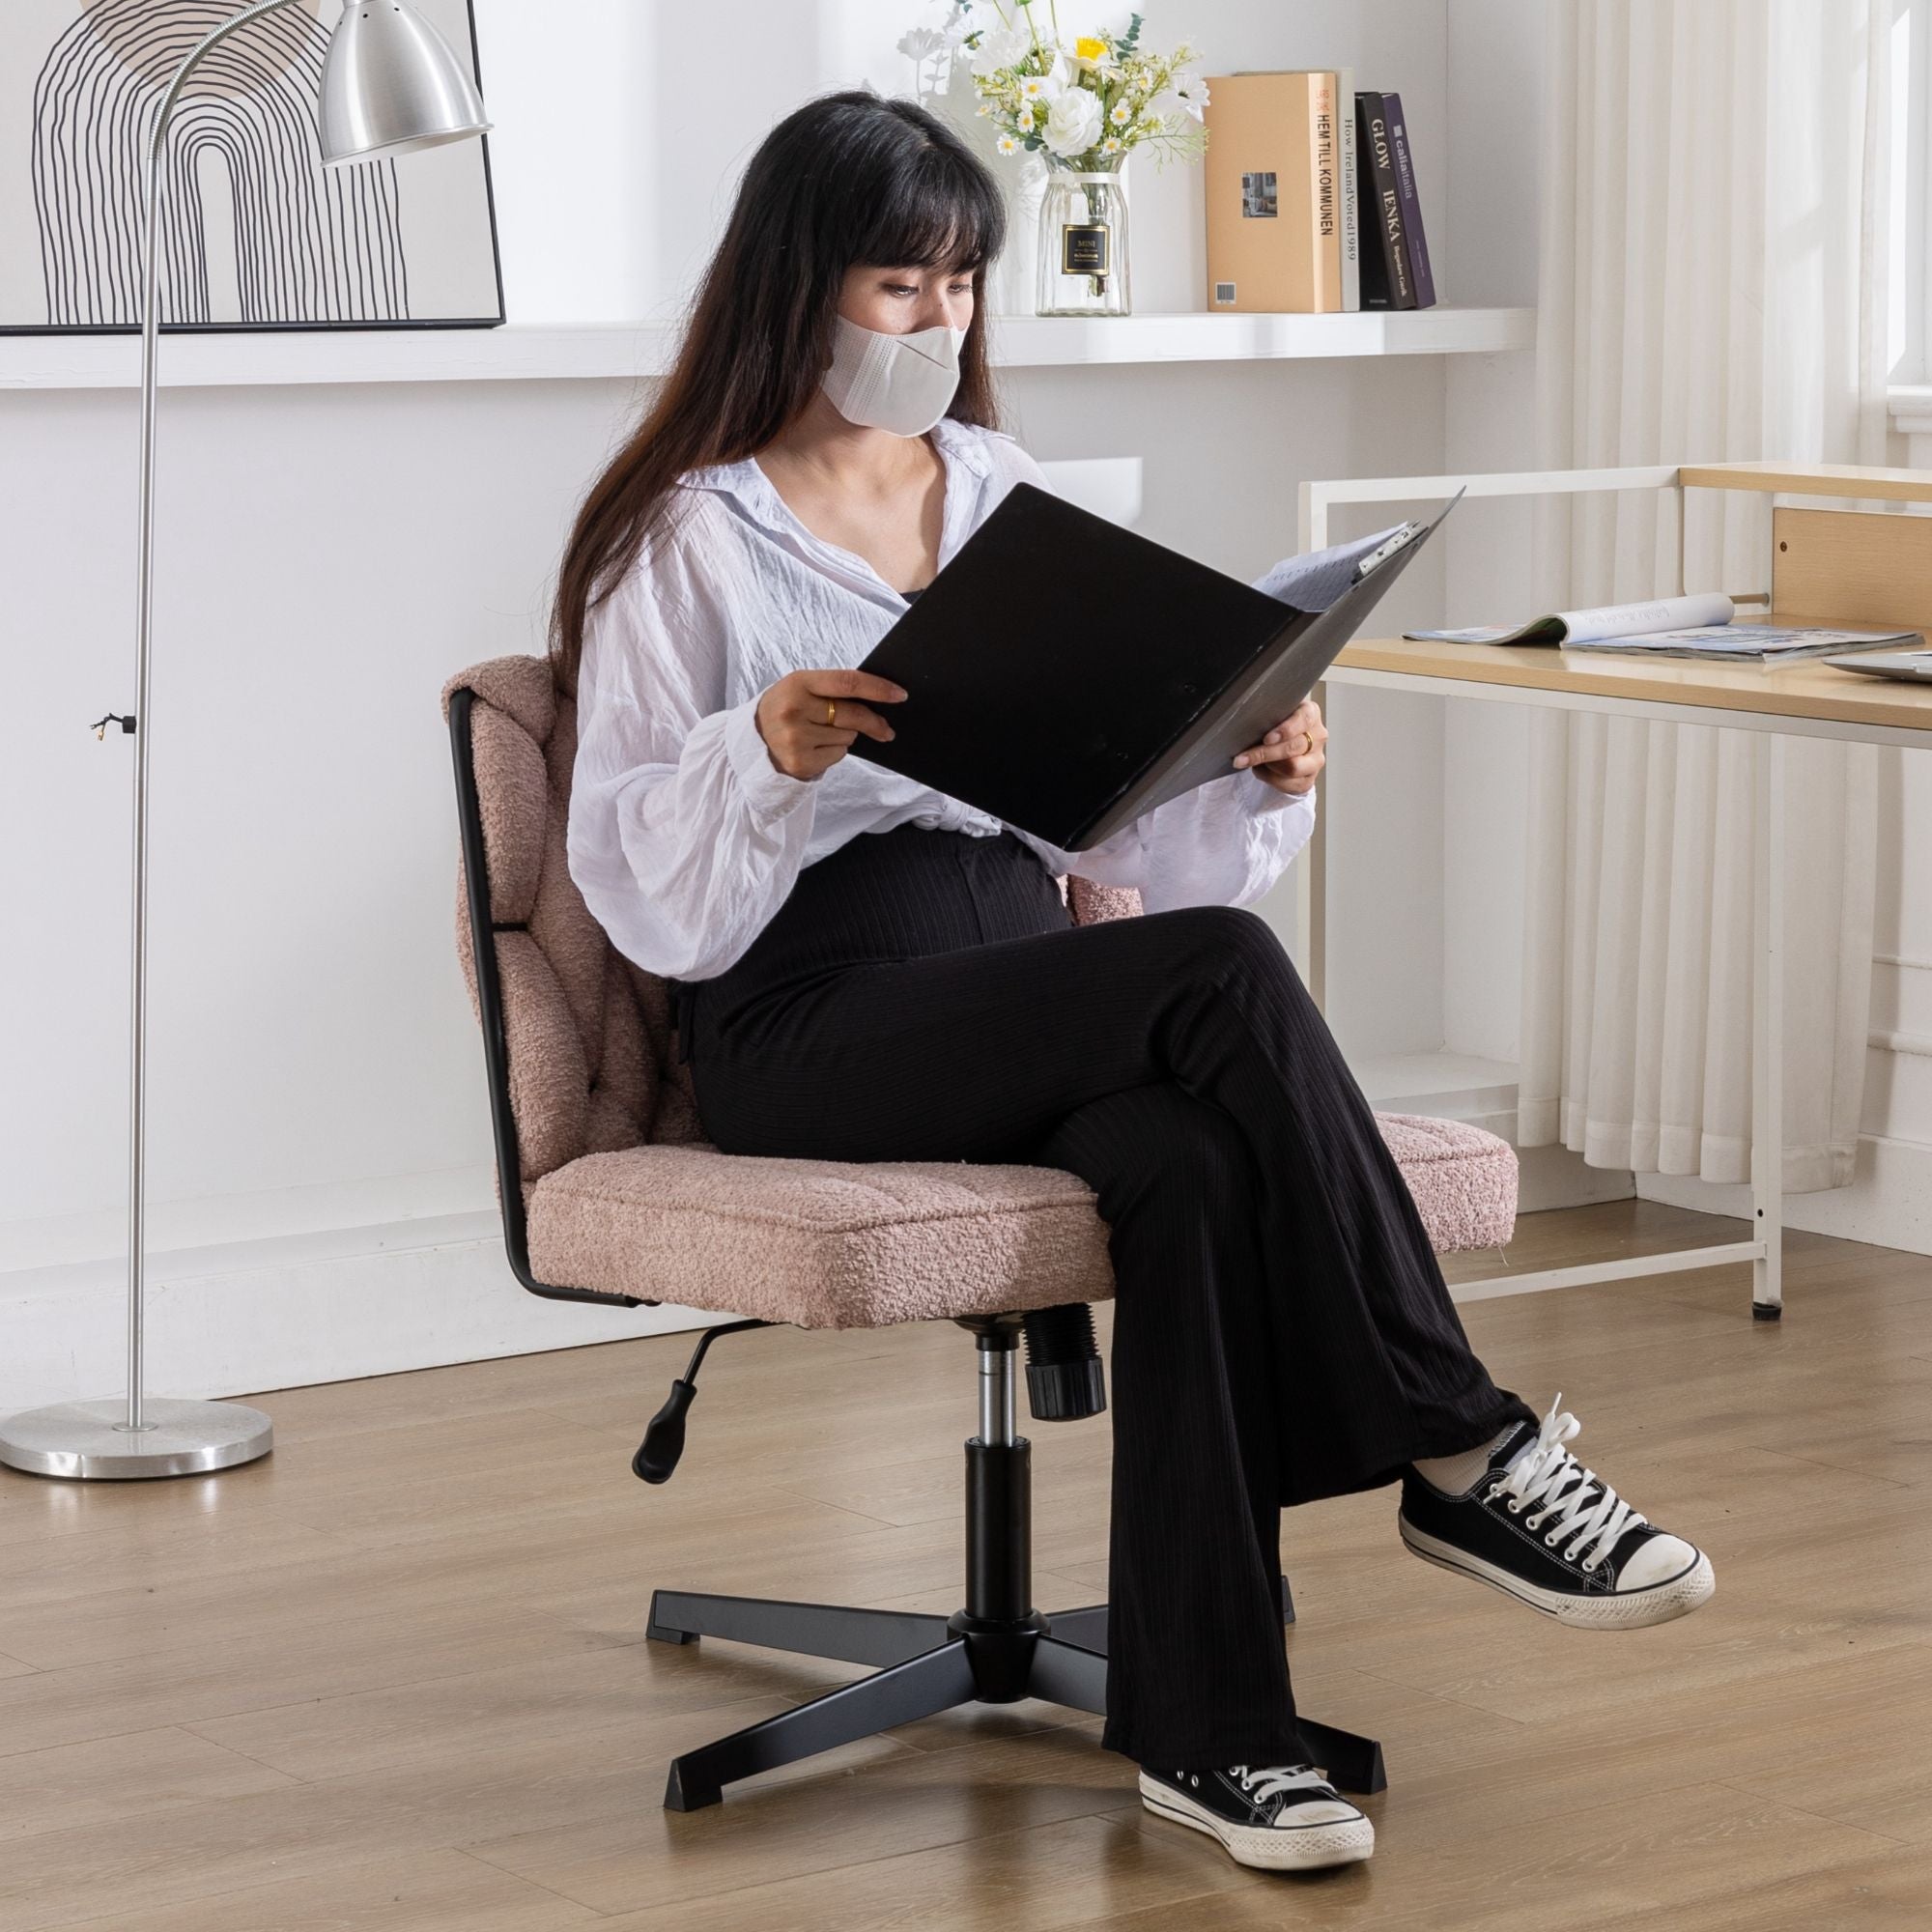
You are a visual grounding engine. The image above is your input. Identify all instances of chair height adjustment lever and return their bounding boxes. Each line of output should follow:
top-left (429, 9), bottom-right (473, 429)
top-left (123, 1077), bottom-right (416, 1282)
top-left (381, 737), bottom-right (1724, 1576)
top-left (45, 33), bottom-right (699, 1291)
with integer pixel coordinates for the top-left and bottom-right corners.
top-left (1021, 1303), bottom-right (1106, 1422)
top-left (633, 1318), bottom-right (770, 1483)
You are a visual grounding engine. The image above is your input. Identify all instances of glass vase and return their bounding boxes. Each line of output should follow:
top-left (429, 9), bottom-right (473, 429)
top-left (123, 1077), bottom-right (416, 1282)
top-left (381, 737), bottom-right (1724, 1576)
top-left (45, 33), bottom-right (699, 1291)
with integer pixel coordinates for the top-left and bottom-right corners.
top-left (1036, 169), bottom-right (1130, 317)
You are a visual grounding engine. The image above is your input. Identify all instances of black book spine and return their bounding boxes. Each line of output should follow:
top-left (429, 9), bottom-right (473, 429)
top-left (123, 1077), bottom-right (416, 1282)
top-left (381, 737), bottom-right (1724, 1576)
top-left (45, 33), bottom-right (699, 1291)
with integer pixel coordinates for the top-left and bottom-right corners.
top-left (1382, 91), bottom-right (1435, 308)
top-left (1354, 91), bottom-right (1416, 311)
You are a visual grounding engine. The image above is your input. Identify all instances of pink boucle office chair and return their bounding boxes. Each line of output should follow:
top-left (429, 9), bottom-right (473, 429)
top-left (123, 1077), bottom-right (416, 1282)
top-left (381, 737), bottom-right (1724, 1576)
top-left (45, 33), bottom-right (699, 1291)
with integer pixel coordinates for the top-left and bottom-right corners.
top-left (441, 652), bottom-right (1517, 1812)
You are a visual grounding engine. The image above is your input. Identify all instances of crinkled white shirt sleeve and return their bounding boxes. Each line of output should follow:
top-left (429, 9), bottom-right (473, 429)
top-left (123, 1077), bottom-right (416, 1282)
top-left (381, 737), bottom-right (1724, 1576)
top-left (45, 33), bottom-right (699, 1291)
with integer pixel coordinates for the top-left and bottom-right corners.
top-left (566, 426), bottom-right (1318, 981)
top-left (1013, 759), bottom-right (1317, 914)
top-left (1136, 766), bottom-right (1316, 913)
top-left (566, 520), bottom-right (819, 980)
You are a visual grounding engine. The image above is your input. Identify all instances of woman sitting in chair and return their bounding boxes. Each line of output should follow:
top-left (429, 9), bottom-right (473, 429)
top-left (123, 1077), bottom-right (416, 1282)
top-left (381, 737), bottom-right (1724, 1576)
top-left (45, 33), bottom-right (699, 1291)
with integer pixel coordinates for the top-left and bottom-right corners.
top-left (555, 89), bottom-right (1714, 1876)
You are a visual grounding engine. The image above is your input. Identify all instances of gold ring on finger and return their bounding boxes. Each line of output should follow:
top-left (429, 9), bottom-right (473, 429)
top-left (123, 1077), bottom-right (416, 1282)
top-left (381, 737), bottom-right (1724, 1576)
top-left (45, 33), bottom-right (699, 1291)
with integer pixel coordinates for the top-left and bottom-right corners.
top-left (826, 700), bottom-right (838, 726)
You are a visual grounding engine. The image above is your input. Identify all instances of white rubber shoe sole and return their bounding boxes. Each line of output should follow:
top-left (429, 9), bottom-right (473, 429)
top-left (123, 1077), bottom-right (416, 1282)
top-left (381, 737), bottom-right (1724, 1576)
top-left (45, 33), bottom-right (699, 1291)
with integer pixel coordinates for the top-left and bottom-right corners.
top-left (1398, 1515), bottom-right (1716, 1629)
top-left (1138, 1773), bottom-right (1375, 1871)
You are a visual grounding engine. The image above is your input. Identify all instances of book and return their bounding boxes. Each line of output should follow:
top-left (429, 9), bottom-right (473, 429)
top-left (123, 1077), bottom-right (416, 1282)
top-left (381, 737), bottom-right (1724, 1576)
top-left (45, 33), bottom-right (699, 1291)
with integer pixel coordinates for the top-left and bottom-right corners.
top-left (1827, 650), bottom-right (1932, 681)
top-left (1406, 592), bottom-right (1924, 661)
top-left (1311, 71), bottom-right (1343, 311)
top-left (1382, 92), bottom-right (1436, 308)
top-left (1409, 592), bottom-right (1738, 644)
top-left (1565, 626), bottom-right (1924, 662)
top-left (849, 484), bottom-right (1463, 850)
top-left (1355, 91), bottom-right (1417, 310)
top-left (1205, 71), bottom-right (1344, 312)
top-left (1337, 69), bottom-right (1361, 311)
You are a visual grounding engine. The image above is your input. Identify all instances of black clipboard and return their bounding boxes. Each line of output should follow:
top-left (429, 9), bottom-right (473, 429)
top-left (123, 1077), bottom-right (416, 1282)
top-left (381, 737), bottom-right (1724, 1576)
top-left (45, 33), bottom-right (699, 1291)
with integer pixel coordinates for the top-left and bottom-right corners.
top-left (851, 482), bottom-right (1463, 850)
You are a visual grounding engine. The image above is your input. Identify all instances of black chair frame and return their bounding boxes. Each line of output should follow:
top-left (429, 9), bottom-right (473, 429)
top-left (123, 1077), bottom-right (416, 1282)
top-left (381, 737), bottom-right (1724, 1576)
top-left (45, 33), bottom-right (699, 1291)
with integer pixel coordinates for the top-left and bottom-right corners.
top-left (447, 682), bottom-right (1387, 1810)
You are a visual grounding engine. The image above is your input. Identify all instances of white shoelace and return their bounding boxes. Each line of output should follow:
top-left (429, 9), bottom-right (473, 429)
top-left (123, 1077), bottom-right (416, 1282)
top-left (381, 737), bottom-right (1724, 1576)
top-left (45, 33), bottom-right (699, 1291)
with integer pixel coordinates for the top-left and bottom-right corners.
top-left (1230, 1762), bottom-right (1330, 1804)
top-left (1490, 1392), bottom-right (1647, 1571)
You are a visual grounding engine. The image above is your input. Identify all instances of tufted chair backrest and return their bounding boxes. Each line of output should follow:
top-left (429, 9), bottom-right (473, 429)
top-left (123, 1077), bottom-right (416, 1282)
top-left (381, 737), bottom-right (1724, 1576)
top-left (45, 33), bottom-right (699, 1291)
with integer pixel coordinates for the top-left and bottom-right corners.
top-left (441, 656), bottom-right (698, 1222)
top-left (441, 654), bottom-right (1142, 1217)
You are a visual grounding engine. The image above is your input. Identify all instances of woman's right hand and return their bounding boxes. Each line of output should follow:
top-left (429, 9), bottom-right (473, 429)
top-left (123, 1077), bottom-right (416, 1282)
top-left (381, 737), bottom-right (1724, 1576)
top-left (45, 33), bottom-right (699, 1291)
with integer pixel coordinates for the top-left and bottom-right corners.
top-left (753, 668), bottom-right (908, 781)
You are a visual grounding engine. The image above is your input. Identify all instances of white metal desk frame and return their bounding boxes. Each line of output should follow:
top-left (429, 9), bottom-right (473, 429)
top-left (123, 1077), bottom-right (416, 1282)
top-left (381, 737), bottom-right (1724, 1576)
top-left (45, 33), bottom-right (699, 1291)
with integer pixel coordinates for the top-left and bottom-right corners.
top-left (1296, 463), bottom-right (1932, 1321)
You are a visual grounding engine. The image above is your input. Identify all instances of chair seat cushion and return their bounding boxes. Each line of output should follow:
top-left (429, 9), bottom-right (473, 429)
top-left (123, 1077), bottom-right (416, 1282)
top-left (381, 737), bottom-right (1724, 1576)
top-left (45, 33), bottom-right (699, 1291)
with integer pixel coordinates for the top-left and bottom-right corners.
top-left (526, 1111), bottom-right (1517, 1327)
top-left (526, 1145), bottom-right (1117, 1329)
top-left (1375, 1113), bottom-right (1518, 1253)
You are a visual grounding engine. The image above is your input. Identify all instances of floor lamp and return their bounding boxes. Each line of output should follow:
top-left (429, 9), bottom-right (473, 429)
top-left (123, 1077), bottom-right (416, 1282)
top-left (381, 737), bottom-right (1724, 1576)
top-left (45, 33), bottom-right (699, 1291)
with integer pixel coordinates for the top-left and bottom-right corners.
top-left (0, 2), bottom-right (491, 1482)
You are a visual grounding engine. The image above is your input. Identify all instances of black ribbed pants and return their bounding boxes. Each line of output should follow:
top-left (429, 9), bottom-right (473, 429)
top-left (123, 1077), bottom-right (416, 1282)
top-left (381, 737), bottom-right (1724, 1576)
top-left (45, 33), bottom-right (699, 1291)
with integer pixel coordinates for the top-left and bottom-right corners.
top-left (679, 823), bottom-right (1536, 1771)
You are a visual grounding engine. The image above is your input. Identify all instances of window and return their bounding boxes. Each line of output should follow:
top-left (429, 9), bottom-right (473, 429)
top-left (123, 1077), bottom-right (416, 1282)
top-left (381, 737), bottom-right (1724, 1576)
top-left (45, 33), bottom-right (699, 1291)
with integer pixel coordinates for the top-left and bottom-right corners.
top-left (1893, 0), bottom-right (1924, 384)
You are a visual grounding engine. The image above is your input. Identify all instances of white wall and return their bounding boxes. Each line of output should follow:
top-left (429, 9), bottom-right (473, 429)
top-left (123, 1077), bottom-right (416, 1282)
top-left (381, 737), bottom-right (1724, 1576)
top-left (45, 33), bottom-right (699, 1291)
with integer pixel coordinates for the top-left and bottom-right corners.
top-left (1440, 0), bottom-right (1543, 1065)
top-left (473, 0), bottom-right (1463, 326)
top-left (0, 0), bottom-right (1537, 1413)
top-left (1317, 0), bottom-right (1549, 1078)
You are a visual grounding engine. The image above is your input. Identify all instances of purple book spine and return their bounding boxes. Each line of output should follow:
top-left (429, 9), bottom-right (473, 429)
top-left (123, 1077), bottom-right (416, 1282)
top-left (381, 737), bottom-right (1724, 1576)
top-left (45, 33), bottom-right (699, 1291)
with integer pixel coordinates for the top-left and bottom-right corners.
top-left (1381, 91), bottom-right (1436, 308)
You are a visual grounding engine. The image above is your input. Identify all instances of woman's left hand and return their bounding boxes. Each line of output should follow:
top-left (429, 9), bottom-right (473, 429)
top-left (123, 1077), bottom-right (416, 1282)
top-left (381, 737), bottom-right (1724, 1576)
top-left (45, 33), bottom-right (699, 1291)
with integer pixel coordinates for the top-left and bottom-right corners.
top-left (1232, 697), bottom-right (1326, 795)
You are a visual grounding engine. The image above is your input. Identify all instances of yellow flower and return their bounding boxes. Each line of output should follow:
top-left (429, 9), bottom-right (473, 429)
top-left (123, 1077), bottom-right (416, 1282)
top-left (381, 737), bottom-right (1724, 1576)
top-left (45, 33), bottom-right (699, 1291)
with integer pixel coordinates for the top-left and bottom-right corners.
top-left (1074, 35), bottom-right (1109, 62)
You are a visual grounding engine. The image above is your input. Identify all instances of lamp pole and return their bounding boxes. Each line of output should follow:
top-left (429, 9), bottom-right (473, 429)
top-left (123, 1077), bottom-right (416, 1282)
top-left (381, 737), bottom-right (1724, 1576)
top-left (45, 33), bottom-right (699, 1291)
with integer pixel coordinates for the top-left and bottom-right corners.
top-left (0, 0), bottom-right (490, 1481)
top-left (143, 2), bottom-right (310, 1453)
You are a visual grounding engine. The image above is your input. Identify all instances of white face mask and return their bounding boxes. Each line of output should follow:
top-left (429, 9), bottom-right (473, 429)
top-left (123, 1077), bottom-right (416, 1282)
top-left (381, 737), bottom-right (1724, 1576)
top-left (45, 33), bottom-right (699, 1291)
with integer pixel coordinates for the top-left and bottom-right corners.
top-left (821, 313), bottom-right (968, 438)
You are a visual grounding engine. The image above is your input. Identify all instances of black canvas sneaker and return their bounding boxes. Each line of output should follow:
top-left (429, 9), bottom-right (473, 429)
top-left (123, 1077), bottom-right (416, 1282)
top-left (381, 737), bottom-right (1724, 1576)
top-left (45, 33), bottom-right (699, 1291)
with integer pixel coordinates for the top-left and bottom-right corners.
top-left (1138, 1761), bottom-right (1375, 1871)
top-left (1399, 1392), bottom-right (1715, 1629)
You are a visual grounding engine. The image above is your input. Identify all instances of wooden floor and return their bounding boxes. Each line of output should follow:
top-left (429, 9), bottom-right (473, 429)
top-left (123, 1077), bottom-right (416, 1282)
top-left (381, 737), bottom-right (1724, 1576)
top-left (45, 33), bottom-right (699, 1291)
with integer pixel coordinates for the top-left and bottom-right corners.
top-left (2, 1200), bottom-right (1930, 1931)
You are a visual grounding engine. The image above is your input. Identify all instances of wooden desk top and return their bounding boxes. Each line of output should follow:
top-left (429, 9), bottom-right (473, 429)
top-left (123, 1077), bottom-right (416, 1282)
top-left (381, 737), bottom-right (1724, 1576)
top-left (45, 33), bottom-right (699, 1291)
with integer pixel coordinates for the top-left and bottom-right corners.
top-left (1677, 461), bottom-right (1932, 505)
top-left (1335, 613), bottom-right (1932, 736)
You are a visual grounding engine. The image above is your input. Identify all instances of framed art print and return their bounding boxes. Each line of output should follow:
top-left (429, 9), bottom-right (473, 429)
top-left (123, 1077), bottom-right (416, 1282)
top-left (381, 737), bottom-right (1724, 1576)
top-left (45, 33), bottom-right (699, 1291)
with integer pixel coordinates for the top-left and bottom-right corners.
top-left (1, 0), bottom-right (504, 332)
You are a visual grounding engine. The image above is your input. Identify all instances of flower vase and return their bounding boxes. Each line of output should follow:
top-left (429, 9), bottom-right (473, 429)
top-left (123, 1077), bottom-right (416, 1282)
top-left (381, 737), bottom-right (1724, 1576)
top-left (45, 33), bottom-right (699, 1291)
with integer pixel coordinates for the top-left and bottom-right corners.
top-left (1037, 169), bottom-right (1131, 317)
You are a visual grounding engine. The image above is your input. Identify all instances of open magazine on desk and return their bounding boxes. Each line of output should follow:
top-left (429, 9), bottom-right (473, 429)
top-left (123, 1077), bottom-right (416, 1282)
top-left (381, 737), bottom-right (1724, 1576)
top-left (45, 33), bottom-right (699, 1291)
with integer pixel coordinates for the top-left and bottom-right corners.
top-left (1406, 591), bottom-right (1923, 662)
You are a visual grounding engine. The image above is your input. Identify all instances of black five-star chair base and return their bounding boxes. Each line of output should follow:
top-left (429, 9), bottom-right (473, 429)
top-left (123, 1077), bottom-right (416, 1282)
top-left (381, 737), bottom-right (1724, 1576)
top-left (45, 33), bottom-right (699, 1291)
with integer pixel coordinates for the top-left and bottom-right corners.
top-left (649, 1326), bottom-right (1387, 1811)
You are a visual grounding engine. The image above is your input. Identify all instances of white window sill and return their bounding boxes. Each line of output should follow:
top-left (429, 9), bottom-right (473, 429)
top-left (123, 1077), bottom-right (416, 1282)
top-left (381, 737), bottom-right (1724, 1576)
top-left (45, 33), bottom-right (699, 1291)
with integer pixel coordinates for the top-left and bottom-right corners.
top-left (1889, 384), bottom-right (1932, 438)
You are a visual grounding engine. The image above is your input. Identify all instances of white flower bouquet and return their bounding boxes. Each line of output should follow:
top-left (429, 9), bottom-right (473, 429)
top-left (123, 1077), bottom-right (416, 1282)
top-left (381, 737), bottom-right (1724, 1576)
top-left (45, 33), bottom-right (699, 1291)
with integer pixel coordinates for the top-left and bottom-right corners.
top-left (900, 4), bottom-right (1208, 175)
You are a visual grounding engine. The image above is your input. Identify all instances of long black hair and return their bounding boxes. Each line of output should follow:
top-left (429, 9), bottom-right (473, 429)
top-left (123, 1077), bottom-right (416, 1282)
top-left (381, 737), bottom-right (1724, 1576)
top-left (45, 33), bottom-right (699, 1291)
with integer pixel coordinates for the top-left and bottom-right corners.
top-left (550, 89), bottom-right (1007, 693)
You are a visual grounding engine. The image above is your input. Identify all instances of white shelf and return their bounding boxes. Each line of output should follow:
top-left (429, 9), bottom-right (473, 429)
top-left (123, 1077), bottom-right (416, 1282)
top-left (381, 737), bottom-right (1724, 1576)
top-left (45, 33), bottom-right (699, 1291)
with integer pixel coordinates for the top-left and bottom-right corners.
top-left (991, 307), bottom-right (1534, 366)
top-left (1354, 1049), bottom-right (1520, 1121)
top-left (0, 308), bottom-right (1534, 392)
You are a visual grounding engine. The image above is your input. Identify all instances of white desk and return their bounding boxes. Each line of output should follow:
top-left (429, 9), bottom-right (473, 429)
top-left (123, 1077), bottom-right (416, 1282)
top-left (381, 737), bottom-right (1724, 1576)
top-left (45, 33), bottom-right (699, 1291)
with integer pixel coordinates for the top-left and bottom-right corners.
top-left (1298, 462), bottom-right (1932, 1320)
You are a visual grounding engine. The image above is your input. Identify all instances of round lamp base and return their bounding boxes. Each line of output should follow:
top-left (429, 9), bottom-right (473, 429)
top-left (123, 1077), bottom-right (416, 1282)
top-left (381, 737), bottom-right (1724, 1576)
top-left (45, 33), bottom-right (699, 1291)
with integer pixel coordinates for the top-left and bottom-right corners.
top-left (0, 1398), bottom-right (273, 1481)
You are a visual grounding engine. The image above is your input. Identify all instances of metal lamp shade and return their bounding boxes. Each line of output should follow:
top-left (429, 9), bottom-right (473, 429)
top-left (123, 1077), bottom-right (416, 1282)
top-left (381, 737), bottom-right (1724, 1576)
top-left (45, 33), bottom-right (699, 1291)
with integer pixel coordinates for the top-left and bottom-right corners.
top-left (320, 0), bottom-right (492, 166)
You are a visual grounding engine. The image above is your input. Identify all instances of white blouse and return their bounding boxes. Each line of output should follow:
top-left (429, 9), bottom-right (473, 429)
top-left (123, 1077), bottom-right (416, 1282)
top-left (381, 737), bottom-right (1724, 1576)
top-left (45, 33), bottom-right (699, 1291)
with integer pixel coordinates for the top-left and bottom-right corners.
top-left (566, 415), bottom-right (1318, 981)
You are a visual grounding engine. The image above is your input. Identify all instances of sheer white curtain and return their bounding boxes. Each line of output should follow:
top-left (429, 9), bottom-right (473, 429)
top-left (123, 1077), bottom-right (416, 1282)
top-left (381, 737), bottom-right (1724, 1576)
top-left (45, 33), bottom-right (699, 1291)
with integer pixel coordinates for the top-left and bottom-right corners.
top-left (1518, 0), bottom-right (1893, 1193)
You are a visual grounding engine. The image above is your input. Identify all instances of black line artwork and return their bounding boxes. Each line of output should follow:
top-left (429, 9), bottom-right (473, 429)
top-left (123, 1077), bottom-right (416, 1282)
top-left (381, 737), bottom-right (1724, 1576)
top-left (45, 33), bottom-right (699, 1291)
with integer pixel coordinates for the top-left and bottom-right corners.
top-left (30, 0), bottom-right (411, 327)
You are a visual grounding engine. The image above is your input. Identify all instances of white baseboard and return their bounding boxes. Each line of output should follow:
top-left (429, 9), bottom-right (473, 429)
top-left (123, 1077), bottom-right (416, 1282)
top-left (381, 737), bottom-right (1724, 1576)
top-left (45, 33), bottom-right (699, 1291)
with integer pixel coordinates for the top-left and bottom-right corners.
top-left (47, 1121), bottom-right (1913, 1419)
top-left (0, 1214), bottom-right (713, 1417)
top-left (1358, 1048), bottom-right (1931, 1255)
top-left (1637, 1132), bottom-right (1932, 1258)
top-left (1354, 1049), bottom-right (1636, 1216)
top-left (1, 1165), bottom-right (504, 1273)
top-left (1468, 1118), bottom-right (1638, 1216)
